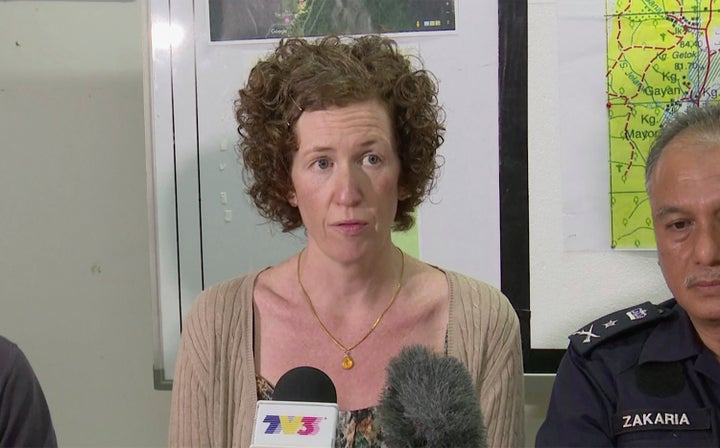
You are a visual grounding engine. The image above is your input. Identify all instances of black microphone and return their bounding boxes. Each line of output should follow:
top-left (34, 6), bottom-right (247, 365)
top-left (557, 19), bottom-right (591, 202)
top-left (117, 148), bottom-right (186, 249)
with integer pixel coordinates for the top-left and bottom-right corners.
top-left (251, 366), bottom-right (339, 448)
top-left (272, 366), bottom-right (338, 403)
top-left (376, 345), bottom-right (487, 448)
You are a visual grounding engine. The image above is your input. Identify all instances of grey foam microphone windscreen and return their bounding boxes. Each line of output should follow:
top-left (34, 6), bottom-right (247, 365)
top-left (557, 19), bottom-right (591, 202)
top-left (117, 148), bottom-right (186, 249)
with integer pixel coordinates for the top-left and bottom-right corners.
top-left (377, 345), bottom-right (487, 448)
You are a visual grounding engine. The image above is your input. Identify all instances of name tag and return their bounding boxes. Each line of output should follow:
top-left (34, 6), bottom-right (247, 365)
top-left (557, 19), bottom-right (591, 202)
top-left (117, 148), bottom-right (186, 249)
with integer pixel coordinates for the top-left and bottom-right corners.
top-left (613, 408), bottom-right (711, 435)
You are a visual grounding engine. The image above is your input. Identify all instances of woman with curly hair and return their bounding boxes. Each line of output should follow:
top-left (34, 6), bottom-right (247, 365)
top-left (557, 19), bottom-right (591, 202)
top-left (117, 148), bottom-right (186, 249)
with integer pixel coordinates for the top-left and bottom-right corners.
top-left (169, 34), bottom-right (524, 447)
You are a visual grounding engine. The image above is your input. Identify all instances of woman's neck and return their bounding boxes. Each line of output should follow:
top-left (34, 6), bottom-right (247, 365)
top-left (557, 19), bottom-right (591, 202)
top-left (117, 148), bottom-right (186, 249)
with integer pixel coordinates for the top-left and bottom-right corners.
top-left (296, 243), bottom-right (404, 312)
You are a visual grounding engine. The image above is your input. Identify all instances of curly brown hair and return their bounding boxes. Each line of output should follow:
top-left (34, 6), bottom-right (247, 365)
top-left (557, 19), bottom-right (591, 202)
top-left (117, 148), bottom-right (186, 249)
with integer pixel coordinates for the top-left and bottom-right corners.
top-left (235, 34), bottom-right (445, 232)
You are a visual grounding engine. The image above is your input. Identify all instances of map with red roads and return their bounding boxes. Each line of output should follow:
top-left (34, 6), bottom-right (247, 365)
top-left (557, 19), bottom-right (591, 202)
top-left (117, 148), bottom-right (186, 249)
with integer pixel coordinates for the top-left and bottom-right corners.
top-left (606, 0), bottom-right (720, 248)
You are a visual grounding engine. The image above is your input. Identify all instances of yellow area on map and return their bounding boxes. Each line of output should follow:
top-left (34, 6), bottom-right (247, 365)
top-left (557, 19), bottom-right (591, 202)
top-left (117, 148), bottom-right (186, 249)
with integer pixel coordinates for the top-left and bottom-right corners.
top-left (606, 0), bottom-right (720, 248)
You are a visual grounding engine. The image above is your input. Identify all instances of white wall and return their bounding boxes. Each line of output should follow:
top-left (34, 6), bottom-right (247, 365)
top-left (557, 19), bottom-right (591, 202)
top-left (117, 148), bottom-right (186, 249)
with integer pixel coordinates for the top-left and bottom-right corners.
top-left (523, 0), bottom-right (561, 443)
top-left (0, 1), bottom-right (170, 446)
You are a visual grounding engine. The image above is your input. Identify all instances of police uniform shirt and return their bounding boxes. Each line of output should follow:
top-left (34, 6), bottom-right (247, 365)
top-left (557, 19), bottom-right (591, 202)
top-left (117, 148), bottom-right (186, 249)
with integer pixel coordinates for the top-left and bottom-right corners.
top-left (536, 300), bottom-right (720, 447)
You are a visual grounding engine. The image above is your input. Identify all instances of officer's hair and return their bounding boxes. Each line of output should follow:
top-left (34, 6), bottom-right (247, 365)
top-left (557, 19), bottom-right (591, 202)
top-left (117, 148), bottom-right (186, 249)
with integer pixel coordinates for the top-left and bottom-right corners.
top-left (645, 102), bottom-right (720, 197)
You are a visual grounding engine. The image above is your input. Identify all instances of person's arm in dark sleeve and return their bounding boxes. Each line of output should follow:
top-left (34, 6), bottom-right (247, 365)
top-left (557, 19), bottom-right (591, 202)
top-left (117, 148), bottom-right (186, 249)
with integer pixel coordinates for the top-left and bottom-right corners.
top-left (535, 346), bottom-right (615, 447)
top-left (0, 343), bottom-right (57, 447)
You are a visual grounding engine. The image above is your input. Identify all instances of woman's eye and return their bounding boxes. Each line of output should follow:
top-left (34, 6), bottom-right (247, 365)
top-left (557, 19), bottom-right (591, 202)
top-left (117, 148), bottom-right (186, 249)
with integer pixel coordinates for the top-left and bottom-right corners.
top-left (315, 159), bottom-right (330, 169)
top-left (364, 154), bottom-right (381, 165)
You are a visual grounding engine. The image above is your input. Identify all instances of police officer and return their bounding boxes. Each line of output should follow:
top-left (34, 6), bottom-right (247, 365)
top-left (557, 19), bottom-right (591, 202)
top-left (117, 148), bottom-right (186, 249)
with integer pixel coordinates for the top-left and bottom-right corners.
top-left (536, 102), bottom-right (720, 447)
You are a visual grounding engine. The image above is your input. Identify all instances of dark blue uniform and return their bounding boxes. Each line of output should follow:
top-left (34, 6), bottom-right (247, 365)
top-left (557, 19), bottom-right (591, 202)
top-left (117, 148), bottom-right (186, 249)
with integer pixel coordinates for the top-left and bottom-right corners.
top-left (536, 300), bottom-right (720, 447)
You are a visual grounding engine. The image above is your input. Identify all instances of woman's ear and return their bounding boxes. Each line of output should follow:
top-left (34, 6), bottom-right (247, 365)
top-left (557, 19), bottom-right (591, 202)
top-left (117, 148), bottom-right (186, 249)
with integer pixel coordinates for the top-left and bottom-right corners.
top-left (398, 186), bottom-right (410, 201)
top-left (288, 191), bottom-right (298, 207)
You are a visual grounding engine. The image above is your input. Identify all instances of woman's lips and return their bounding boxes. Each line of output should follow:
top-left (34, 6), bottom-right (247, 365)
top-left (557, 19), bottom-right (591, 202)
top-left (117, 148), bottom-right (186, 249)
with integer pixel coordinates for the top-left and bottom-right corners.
top-left (333, 221), bottom-right (368, 235)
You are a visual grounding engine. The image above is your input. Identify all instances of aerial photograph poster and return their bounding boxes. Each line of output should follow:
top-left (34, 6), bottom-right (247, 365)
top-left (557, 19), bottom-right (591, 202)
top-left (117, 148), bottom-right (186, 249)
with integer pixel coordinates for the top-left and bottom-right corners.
top-left (209, 0), bottom-right (456, 41)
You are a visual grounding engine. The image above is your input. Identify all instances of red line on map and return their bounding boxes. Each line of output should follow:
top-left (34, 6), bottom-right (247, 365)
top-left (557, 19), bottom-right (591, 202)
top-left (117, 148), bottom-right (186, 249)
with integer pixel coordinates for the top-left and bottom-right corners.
top-left (608, 0), bottom-right (717, 176)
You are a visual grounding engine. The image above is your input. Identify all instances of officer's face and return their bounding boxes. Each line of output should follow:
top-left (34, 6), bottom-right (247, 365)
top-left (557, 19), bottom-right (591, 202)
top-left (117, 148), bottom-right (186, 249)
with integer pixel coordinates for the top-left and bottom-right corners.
top-left (650, 132), bottom-right (720, 327)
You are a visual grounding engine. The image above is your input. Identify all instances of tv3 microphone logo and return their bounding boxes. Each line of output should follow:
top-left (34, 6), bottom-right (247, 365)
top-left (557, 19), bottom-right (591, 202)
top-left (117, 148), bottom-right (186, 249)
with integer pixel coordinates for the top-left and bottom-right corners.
top-left (263, 415), bottom-right (323, 435)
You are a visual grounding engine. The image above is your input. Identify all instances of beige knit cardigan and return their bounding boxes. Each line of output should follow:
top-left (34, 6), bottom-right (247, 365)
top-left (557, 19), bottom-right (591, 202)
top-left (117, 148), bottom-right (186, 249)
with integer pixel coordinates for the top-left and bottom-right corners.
top-left (169, 269), bottom-right (525, 447)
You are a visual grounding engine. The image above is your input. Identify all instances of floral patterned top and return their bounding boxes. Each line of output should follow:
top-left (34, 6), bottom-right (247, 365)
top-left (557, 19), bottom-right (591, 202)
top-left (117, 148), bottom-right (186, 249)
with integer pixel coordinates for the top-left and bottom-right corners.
top-left (256, 376), bottom-right (384, 448)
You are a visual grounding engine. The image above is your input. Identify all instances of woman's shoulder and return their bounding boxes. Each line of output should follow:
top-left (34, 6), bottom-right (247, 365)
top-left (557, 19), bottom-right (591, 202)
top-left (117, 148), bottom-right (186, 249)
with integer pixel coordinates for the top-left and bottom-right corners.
top-left (444, 271), bottom-right (514, 314)
top-left (183, 270), bottom-right (264, 336)
top-left (442, 270), bottom-right (519, 342)
top-left (192, 271), bottom-right (262, 311)
top-left (177, 271), bottom-right (264, 370)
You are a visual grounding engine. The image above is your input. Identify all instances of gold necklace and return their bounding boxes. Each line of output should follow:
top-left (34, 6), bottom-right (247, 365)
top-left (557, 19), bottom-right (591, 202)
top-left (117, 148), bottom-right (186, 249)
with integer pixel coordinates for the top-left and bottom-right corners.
top-left (296, 247), bottom-right (405, 370)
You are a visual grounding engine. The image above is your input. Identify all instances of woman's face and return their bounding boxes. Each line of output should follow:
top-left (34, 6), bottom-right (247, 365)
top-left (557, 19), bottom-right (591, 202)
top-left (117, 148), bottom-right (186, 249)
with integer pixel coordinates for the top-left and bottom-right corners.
top-left (289, 99), bottom-right (403, 261)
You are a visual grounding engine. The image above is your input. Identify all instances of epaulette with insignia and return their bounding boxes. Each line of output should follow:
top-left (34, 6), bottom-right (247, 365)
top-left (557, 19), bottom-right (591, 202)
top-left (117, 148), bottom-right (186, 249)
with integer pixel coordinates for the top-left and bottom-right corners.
top-left (569, 301), bottom-right (675, 355)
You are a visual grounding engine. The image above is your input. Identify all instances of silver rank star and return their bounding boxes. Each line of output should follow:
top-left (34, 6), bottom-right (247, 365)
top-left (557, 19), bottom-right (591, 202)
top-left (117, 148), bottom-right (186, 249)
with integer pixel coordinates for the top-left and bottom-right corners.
top-left (603, 319), bottom-right (618, 328)
top-left (573, 324), bottom-right (600, 343)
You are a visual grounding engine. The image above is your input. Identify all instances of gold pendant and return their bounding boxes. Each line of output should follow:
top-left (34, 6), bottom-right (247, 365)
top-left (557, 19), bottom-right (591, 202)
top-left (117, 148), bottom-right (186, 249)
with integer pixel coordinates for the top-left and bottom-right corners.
top-left (341, 353), bottom-right (354, 369)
